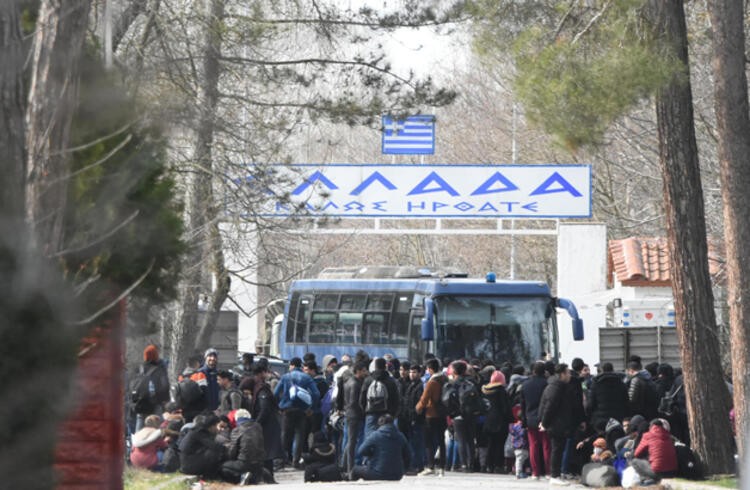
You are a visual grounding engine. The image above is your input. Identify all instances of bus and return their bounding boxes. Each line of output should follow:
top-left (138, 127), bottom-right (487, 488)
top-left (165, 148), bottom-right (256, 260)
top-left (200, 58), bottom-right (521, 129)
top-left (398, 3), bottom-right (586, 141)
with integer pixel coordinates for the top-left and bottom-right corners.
top-left (280, 268), bottom-right (584, 366)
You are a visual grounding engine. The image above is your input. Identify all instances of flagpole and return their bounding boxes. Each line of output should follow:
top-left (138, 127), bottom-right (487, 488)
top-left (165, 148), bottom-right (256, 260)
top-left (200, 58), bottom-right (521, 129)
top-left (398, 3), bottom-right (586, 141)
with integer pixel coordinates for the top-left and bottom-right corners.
top-left (510, 102), bottom-right (518, 280)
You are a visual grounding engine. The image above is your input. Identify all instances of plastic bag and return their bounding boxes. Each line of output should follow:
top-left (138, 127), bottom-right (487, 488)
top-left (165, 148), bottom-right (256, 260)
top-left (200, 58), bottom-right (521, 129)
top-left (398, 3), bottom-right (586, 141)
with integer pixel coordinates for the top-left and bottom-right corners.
top-left (621, 466), bottom-right (641, 489)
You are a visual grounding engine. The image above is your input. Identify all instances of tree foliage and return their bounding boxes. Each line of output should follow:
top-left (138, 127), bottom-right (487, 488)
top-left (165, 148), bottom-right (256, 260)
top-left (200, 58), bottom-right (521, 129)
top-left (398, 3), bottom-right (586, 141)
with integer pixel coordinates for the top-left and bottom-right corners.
top-left (63, 51), bottom-right (184, 306)
top-left (470, 0), bottom-right (681, 150)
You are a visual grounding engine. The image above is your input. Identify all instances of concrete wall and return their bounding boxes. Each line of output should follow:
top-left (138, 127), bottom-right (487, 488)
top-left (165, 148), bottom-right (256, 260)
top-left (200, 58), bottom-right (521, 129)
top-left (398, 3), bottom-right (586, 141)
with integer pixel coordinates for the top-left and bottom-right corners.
top-left (556, 223), bottom-right (608, 365)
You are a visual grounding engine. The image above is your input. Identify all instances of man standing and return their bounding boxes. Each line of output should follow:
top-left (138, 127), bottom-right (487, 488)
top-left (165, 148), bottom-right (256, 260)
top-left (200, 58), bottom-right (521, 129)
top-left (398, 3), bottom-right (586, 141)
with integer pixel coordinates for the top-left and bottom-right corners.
top-left (445, 361), bottom-right (480, 472)
top-left (343, 361), bottom-right (368, 474)
top-left (274, 357), bottom-right (320, 468)
top-left (415, 358), bottom-right (447, 476)
top-left (521, 361), bottom-right (550, 479)
top-left (626, 360), bottom-right (659, 420)
top-left (193, 348), bottom-right (220, 411)
top-left (217, 370), bottom-right (246, 415)
top-left (586, 362), bottom-right (628, 429)
top-left (359, 357), bottom-right (400, 437)
top-left (538, 364), bottom-right (575, 486)
top-left (131, 344), bottom-right (170, 431)
top-left (404, 364), bottom-right (426, 474)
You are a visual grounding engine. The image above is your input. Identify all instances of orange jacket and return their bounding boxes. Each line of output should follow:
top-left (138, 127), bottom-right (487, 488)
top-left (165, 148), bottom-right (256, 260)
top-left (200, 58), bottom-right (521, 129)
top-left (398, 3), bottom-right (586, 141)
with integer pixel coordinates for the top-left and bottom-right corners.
top-left (416, 373), bottom-right (446, 419)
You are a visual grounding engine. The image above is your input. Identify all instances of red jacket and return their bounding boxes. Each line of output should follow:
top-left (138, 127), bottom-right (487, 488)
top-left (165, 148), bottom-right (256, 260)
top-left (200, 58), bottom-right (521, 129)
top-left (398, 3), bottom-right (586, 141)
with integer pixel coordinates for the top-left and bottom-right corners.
top-left (634, 425), bottom-right (677, 474)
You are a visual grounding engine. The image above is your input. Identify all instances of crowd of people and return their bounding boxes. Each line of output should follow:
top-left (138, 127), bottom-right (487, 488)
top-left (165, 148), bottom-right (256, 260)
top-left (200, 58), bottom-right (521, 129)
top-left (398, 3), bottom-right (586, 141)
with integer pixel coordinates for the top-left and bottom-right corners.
top-left (126, 344), bottom-right (714, 486)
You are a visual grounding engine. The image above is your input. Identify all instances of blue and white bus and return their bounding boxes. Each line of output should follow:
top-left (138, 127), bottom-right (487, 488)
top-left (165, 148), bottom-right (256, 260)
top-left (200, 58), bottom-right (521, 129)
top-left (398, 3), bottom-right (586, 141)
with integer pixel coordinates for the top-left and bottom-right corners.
top-left (280, 269), bottom-right (584, 366)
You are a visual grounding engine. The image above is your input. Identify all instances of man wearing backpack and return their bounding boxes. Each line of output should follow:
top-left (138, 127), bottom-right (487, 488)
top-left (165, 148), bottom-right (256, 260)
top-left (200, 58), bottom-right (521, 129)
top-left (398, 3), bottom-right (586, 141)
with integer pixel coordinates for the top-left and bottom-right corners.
top-left (274, 357), bottom-right (320, 468)
top-left (131, 344), bottom-right (170, 431)
top-left (444, 360), bottom-right (481, 472)
top-left (416, 358), bottom-right (447, 476)
top-left (626, 360), bottom-right (659, 421)
top-left (217, 370), bottom-right (248, 415)
top-left (359, 357), bottom-right (400, 438)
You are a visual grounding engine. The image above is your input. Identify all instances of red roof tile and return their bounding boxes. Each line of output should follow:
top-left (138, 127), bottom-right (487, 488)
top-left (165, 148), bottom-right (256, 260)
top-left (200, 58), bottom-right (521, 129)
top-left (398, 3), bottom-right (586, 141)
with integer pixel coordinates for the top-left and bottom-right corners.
top-left (608, 237), bottom-right (724, 287)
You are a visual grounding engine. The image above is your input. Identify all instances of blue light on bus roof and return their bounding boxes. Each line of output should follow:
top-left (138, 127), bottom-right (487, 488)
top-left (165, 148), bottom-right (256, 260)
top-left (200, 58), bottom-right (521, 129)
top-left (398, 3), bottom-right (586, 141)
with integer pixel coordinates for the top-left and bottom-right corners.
top-left (486, 272), bottom-right (496, 283)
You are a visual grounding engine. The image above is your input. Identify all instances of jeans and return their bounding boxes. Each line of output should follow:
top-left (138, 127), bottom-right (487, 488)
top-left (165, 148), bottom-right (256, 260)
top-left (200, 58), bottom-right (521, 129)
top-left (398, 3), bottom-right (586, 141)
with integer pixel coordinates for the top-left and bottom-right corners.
top-left (453, 417), bottom-right (476, 470)
top-left (344, 417), bottom-right (365, 473)
top-left (424, 417), bottom-right (447, 470)
top-left (561, 436), bottom-right (573, 474)
top-left (282, 408), bottom-right (308, 466)
top-left (549, 434), bottom-right (566, 478)
top-left (514, 448), bottom-right (529, 476)
top-left (364, 413), bottom-right (382, 439)
top-left (408, 422), bottom-right (425, 470)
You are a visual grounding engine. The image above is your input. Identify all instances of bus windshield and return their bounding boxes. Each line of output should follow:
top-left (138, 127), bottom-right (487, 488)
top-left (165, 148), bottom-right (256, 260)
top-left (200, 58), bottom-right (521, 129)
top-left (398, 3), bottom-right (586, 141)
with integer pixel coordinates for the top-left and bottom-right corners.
top-left (433, 295), bottom-right (554, 366)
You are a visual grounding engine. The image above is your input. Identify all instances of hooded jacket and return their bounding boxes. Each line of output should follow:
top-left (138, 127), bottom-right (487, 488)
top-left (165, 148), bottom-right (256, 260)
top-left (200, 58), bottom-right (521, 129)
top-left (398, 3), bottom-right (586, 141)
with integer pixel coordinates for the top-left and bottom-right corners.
top-left (538, 376), bottom-right (575, 437)
top-left (587, 371), bottom-right (629, 428)
top-left (628, 371), bottom-right (658, 420)
top-left (634, 424), bottom-right (678, 474)
top-left (274, 367), bottom-right (321, 410)
top-left (130, 427), bottom-right (167, 469)
top-left (481, 382), bottom-right (512, 433)
top-left (227, 419), bottom-right (265, 465)
top-left (357, 423), bottom-right (411, 480)
top-left (359, 369), bottom-right (400, 416)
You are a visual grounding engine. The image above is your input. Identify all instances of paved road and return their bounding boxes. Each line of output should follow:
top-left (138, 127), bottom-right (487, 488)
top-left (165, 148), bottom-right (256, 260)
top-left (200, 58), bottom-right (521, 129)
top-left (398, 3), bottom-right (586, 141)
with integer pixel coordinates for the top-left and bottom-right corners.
top-left (229, 469), bottom-right (585, 489)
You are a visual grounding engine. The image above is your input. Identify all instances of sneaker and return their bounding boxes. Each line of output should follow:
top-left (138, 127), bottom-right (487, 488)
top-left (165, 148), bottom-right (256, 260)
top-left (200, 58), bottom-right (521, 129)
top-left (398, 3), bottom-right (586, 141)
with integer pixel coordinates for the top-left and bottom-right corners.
top-left (549, 477), bottom-right (570, 486)
top-left (418, 468), bottom-right (434, 476)
top-left (240, 472), bottom-right (253, 486)
top-left (531, 475), bottom-right (540, 481)
top-left (438, 469), bottom-right (445, 477)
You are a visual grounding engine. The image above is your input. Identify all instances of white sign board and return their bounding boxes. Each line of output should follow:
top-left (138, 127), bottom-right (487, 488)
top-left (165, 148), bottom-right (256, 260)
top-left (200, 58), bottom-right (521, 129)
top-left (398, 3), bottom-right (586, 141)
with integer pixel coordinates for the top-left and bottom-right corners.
top-left (241, 164), bottom-right (591, 219)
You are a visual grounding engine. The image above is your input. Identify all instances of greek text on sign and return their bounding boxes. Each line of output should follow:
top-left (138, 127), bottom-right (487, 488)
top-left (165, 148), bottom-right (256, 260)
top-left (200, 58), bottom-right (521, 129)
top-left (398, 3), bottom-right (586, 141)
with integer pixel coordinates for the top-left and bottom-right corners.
top-left (250, 164), bottom-right (591, 218)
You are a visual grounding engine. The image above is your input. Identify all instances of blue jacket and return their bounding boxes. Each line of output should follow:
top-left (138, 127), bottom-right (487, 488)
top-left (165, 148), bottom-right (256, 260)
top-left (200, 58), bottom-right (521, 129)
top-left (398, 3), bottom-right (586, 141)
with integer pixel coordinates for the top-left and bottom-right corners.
top-left (357, 423), bottom-right (410, 480)
top-left (197, 365), bottom-right (220, 411)
top-left (274, 368), bottom-right (321, 410)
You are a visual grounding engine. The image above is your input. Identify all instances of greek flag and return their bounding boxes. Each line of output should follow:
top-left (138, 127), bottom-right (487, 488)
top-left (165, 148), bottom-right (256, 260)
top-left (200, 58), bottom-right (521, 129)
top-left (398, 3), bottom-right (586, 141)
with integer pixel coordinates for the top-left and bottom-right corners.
top-left (382, 115), bottom-right (435, 155)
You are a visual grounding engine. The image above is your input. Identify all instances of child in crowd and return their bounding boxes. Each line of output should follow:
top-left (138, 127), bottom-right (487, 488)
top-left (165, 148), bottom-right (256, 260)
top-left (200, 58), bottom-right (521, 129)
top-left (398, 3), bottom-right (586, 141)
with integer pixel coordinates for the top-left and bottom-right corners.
top-left (509, 405), bottom-right (529, 478)
top-left (591, 437), bottom-right (613, 463)
top-left (130, 414), bottom-right (168, 470)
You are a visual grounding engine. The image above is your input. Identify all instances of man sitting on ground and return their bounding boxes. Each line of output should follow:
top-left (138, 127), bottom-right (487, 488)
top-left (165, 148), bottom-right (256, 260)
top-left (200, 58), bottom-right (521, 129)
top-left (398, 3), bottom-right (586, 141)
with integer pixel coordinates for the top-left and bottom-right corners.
top-left (350, 414), bottom-right (410, 481)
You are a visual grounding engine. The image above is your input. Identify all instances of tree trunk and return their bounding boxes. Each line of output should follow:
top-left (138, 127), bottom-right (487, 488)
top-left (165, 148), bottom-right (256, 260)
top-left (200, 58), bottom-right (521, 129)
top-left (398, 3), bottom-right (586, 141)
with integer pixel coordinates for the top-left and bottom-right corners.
top-left (171, 0), bottom-right (225, 381)
top-left (651, 0), bottom-right (735, 474)
top-left (193, 217), bottom-right (231, 352)
top-left (25, 0), bottom-right (92, 254)
top-left (707, 0), bottom-right (750, 465)
top-left (0, 0), bottom-right (26, 219)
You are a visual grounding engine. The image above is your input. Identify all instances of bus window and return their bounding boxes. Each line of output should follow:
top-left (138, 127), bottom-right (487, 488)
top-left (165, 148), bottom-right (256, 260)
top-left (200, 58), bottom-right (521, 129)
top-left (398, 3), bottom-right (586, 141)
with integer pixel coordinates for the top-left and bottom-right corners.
top-left (314, 294), bottom-right (339, 310)
top-left (309, 311), bottom-right (336, 344)
top-left (391, 294), bottom-right (412, 344)
top-left (367, 293), bottom-right (393, 311)
top-left (338, 312), bottom-right (362, 344)
top-left (287, 294), bottom-right (310, 343)
top-left (340, 294), bottom-right (366, 311)
top-left (363, 312), bottom-right (388, 344)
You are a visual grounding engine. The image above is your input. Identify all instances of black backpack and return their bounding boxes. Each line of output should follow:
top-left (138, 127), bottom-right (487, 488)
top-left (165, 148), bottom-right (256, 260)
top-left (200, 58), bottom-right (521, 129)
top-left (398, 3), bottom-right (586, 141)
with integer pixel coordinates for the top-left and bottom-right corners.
top-left (658, 384), bottom-right (683, 416)
top-left (130, 365), bottom-right (159, 413)
top-left (441, 381), bottom-right (461, 417)
top-left (457, 379), bottom-right (482, 417)
top-left (675, 443), bottom-right (703, 480)
top-left (174, 378), bottom-right (203, 408)
top-left (366, 379), bottom-right (389, 413)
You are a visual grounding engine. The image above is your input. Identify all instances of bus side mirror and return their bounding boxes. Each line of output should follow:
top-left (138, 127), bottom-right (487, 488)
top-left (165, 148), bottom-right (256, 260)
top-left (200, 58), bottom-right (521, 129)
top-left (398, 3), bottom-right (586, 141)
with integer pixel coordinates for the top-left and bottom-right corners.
top-left (421, 298), bottom-right (434, 340)
top-left (556, 297), bottom-right (584, 341)
top-left (572, 318), bottom-right (584, 341)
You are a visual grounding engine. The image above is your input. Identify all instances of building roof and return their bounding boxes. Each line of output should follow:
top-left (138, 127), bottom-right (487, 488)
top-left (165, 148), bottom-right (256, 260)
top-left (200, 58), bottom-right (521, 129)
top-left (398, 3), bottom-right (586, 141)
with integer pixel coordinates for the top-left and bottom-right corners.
top-left (608, 237), bottom-right (724, 287)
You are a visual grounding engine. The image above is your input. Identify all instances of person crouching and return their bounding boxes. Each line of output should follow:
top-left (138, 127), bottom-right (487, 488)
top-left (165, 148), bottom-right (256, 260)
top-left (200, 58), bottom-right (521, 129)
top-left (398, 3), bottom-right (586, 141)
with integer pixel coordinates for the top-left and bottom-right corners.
top-left (350, 414), bottom-right (410, 481)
